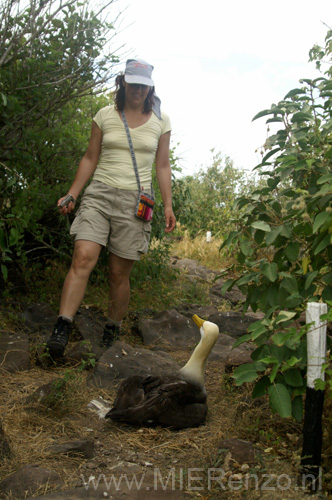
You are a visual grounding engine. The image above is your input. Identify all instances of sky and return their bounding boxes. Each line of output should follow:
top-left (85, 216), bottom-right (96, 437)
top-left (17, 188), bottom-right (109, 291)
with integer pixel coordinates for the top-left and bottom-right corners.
top-left (108, 0), bottom-right (331, 176)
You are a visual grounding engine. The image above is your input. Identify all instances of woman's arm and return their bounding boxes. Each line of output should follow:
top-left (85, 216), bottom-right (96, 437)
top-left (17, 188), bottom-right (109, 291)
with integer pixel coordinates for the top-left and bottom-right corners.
top-left (155, 131), bottom-right (176, 232)
top-left (58, 121), bottom-right (102, 214)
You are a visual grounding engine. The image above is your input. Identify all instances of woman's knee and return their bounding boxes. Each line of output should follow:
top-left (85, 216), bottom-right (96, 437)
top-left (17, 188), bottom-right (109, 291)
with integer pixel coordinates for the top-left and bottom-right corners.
top-left (109, 266), bottom-right (129, 287)
top-left (109, 255), bottom-right (134, 287)
top-left (71, 241), bottom-right (101, 273)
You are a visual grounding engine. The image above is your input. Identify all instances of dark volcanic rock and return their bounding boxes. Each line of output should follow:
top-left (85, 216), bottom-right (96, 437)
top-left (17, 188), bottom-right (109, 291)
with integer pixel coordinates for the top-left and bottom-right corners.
top-left (87, 340), bottom-right (180, 388)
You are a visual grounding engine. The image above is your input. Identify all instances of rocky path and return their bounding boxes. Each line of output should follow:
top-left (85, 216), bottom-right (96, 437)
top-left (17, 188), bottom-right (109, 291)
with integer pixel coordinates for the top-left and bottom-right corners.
top-left (0, 259), bottom-right (327, 499)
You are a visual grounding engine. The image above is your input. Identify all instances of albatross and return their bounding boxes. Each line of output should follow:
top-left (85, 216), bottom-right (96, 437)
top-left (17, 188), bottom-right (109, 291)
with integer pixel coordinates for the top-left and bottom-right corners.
top-left (104, 315), bottom-right (219, 429)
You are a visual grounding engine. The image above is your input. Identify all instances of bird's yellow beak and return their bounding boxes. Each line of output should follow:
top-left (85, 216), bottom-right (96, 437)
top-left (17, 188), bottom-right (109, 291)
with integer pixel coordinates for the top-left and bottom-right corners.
top-left (192, 315), bottom-right (205, 328)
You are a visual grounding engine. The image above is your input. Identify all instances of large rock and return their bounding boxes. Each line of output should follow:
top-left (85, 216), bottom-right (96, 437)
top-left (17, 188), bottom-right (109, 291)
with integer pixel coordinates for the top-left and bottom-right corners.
top-left (225, 347), bottom-right (254, 369)
top-left (48, 439), bottom-right (95, 459)
top-left (20, 302), bottom-right (58, 335)
top-left (0, 464), bottom-right (62, 498)
top-left (74, 307), bottom-right (107, 350)
top-left (25, 378), bottom-right (67, 408)
top-left (175, 303), bottom-right (218, 319)
top-left (208, 333), bottom-right (253, 365)
top-left (138, 309), bottom-right (200, 349)
top-left (0, 332), bottom-right (31, 372)
top-left (171, 258), bottom-right (217, 282)
top-left (208, 311), bottom-right (263, 339)
top-left (209, 280), bottom-right (246, 306)
top-left (68, 306), bottom-right (125, 363)
top-left (216, 438), bottom-right (258, 465)
top-left (88, 340), bottom-right (180, 388)
top-left (25, 482), bottom-right (186, 499)
top-left (137, 309), bottom-right (254, 368)
top-left (0, 419), bottom-right (11, 459)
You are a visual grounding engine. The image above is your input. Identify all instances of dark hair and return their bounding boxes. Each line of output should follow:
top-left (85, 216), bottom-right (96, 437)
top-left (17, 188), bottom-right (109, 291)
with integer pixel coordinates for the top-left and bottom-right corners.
top-left (114, 74), bottom-right (155, 113)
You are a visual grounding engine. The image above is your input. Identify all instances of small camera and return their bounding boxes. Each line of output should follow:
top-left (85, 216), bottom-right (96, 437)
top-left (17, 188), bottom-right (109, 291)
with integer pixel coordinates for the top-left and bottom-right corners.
top-left (60, 194), bottom-right (75, 208)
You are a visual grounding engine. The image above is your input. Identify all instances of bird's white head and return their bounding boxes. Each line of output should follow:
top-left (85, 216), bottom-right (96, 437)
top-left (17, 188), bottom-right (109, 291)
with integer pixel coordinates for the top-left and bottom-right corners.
top-left (192, 315), bottom-right (220, 344)
top-left (179, 315), bottom-right (220, 386)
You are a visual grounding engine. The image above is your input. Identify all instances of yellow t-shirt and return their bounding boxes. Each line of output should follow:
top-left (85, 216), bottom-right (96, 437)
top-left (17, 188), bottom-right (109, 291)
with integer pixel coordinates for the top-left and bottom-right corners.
top-left (92, 105), bottom-right (171, 190)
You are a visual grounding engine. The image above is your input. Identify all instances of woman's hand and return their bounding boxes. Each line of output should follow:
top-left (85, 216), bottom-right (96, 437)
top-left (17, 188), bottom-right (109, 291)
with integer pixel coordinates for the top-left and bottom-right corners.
top-left (164, 207), bottom-right (176, 233)
top-left (58, 195), bottom-right (76, 216)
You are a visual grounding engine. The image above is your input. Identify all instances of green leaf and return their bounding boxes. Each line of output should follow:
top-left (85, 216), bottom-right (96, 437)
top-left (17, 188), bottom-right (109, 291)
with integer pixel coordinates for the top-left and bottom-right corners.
top-left (322, 285), bottom-right (332, 301)
top-left (284, 242), bottom-right (300, 261)
top-left (52, 19), bottom-right (64, 28)
top-left (270, 344), bottom-right (292, 364)
top-left (232, 333), bottom-right (252, 348)
top-left (284, 294), bottom-right (303, 308)
top-left (282, 356), bottom-right (303, 368)
top-left (322, 272), bottom-right (332, 285)
top-left (240, 239), bottom-right (254, 256)
top-left (267, 284), bottom-right (278, 307)
top-left (268, 384), bottom-right (292, 418)
top-left (1, 265), bottom-right (8, 281)
top-left (251, 221), bottom-right (271, 232)
top-left (313, 233), bottom-right (330, 255)
top-left (266, 226), bottom-right (282, 245)
top-left (284, 88), bottom-right (307, 99)
top-left (220, 231), bottom-right (238, 249)
top-left (252, 109), bottom-right (283, 122)
top-left (9, 228), bottom-right (20, 246)
top-left (1, 93), bottom-right (7, 106)
top-left (272, 331), bottom-right (289, 346)
top-left (291, 111), bottom-right (314, 123)
top-left (259, 356), bottom-right (280, 365)
top-left (313, 211), bottom-right (331, 233)
top-left (266, 117), bottom-right (284, 123)
top-left (220, 279), bottom-right (235, 295)
top-left (317, 173), bottom-right (332, 184)
top-left (283, 368), bottom-right (303, 387)
top-left (236, 272), bottom-right (259, 286)
top-left (280, 223), bottom-right (293, 238)
top-left (232, 364), bottom-right (258, 385)
top-left (260, 262), bottom-right (278, 282)
top-left (270, 362), bottom-right (279, 382)
top-left (292, 396), bottom-right (303, 422)
top-left (274, 310), bottom-right (297, 324)
top-left (248, 320), bottom-right (268, 334)
top-left (252, 375), bottom-right (270, 398)
top-left (261, 148), bottom-right (281, 164)
top-left (280, 276), bottom-right (299, 294)
top-left (0, 229), bottom-right (7, 251)
top-left (314, 379), bottom-right (326, 391)
top-left (251, 326), bottom-right (268, 341)
top-left (254, 229), bottom-right (265, 245)
top-left (305, 271), bottom-right (318, 290)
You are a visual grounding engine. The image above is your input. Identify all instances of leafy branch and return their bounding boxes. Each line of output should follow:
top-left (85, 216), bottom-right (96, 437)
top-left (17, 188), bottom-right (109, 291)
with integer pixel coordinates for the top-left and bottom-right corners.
top-left (221, 29), bottom-right (332, 420)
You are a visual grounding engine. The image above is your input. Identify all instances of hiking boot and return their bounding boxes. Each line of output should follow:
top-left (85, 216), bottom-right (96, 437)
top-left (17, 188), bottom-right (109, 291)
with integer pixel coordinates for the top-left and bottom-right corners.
top-left (100, 323), bottom-right (120, 348)
top-left (46, 317), bottom-right (73, 358)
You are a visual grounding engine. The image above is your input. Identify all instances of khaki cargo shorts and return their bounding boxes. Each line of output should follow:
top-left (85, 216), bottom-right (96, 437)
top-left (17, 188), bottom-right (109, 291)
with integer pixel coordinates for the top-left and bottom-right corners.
top-left (70, 181), bottom-right (152, 261)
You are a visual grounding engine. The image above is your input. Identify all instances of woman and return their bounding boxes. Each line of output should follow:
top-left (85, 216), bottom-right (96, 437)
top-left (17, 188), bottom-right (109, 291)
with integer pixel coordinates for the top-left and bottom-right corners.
top-left (46, 58), bottom-right (176, 358)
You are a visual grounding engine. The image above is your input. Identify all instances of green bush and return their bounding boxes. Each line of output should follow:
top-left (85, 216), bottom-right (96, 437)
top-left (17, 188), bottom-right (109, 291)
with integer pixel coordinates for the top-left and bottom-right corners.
top-left (221, 29), bottom-right (332, 420)
top-left (0, 0), bottom-right (118, 281)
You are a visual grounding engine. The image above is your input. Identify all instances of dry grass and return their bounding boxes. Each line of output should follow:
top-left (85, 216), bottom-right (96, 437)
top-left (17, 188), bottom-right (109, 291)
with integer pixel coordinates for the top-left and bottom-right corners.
top-left (1, 360), bottom-right (329, 499)
top-left (1, 238), bottom-right (332, 498)
top-left (171, 231), bottom-right (235, 272)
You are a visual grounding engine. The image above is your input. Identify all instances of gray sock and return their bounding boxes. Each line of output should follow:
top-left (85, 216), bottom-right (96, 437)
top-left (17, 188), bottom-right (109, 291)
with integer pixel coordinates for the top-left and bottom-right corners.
top-left (106, 318), bottom-right (122, 328)
top-left (59, 315), bottom-right (73, 323)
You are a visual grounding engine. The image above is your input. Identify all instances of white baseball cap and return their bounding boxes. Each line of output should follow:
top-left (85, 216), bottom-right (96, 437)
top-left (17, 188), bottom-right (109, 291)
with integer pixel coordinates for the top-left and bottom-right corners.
top-left (124, 59), bottom-right (154, 86)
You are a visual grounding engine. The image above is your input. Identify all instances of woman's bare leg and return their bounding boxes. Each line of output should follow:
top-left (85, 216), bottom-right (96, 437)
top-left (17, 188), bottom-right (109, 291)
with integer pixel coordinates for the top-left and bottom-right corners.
top-left (59, 240), bottom-right (103, 318)
top-left (108, 253), bottom-right (135, 321)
